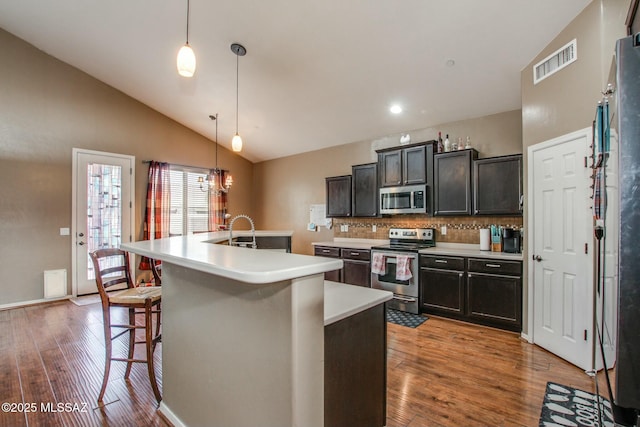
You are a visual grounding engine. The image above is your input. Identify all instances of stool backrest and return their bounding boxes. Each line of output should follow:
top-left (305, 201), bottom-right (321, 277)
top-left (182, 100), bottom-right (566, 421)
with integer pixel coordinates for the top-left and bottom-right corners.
top-left (89, 248), bottom-right (135, 302)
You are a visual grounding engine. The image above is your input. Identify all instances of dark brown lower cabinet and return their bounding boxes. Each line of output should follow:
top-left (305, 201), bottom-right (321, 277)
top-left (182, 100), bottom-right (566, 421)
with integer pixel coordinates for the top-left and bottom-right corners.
top-left (341, 248), bottom-right (371, 287)
top-left (325, 303), bottom-right (386, 427)
top-left (467, 258), bottom-right (522, 332)
top-left (420, 268), bottom-right (465, 316)
top-left (419, 255), bottom-right (466, 319)
top-left (419, 254), bottom-right (522, 332)
top-left (314, 246), bottom-right (371, 287)
top-left (314, 246), bottom-right (342, 282)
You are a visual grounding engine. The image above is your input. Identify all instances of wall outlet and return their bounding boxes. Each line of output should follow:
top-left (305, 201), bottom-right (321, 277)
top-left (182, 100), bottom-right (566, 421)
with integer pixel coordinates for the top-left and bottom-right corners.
top-left (60, 227), bottom-right (70, 236)
top-left (440, 226), bottom-right (447, 235)
top-left (372, 225), bottom-right (377, 232)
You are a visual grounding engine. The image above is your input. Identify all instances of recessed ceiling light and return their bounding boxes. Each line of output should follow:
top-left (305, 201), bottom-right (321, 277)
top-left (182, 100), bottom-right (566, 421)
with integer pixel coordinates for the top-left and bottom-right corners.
top-left (446, 59), bottom-right (456, 67)
top-left (390, 105), bottom-right (402, 114)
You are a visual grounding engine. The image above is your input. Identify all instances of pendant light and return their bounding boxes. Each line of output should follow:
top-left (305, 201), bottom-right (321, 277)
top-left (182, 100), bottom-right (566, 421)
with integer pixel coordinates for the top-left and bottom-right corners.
top-left (177, 0), bottom-right (196, 77)
top-left (198, 114), bottom-right (233, 194)
top-left (230, 43), bottom-right (246, 152)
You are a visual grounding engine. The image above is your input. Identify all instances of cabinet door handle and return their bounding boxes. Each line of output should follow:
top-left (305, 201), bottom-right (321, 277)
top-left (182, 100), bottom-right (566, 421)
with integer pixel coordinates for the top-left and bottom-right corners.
top-left (435, 259), bottom-right (448, 264)
top-left (350, 252), bottom-right (360, 256)
top-left (485, 264), bottom-right (501, 268)
top-left (322, 249), bottom-right (330, 253)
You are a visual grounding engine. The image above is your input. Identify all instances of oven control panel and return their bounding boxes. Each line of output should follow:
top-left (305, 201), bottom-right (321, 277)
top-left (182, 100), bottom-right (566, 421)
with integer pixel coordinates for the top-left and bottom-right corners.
top-left (388, 228), bottom-right (434, 241)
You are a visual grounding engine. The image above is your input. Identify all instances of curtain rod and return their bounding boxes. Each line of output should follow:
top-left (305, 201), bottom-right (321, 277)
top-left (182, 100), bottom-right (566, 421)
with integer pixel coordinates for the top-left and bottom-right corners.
top-left (141, 160), bottom-right (228, 172)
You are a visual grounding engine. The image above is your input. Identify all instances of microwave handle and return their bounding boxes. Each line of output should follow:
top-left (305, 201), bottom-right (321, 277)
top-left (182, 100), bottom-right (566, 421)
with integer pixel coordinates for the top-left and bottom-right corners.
top-left (410, 191), bottom-right (415, 209)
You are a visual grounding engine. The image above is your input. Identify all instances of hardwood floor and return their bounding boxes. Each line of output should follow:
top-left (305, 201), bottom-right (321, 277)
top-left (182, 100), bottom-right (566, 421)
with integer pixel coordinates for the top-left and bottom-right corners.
top-left (0, 300), bottom-right (607, 426)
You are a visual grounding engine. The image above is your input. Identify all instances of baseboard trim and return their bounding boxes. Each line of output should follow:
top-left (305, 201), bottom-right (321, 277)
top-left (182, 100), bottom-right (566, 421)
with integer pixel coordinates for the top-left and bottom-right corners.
top-left (0, 295), bottom-right (71, 311)
top-left (158, 402), bottom-right (186, 427)
top-left (521, 331), bottom-right (532, 343)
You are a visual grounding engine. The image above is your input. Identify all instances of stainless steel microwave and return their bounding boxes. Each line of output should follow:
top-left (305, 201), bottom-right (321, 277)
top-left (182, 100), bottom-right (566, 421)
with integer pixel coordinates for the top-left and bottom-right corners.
top-left (379, 184), bottom-right (426, 215)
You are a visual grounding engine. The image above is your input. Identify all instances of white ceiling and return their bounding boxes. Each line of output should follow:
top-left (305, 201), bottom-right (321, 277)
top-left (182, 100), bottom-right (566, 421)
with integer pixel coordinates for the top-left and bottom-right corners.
top-left (0, 0), bottom-right (591, 163)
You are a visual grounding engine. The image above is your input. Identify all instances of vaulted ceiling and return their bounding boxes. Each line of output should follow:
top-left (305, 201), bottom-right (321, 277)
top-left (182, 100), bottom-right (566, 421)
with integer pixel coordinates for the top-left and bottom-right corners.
top-left (0, 0), bottom-right (592, 162)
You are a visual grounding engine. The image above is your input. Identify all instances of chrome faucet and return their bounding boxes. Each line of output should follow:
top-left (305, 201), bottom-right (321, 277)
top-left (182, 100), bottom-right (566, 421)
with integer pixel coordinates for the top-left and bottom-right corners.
top-left (228, 214), bottom-right (257, 249)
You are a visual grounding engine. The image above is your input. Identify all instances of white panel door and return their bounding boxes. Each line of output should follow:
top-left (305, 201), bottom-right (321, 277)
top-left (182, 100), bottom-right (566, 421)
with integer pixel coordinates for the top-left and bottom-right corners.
top-left (72, 149), bottom-right (134, 296)
top-left (529, 128), bottom-right (593, 370)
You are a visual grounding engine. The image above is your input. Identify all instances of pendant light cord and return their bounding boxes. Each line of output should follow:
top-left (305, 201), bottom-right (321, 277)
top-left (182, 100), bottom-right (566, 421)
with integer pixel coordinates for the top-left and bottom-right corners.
top-left (185, 0), bottom-right (190, 44)
top-left (235, 53), bottom-right (239, 134)
top-left (209, 113), bottom-right (218, 170)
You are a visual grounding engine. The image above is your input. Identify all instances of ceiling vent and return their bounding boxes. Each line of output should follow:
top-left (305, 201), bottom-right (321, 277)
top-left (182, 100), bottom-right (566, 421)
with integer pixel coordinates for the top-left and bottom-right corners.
top-left (533, 39), bottom-right (577, 84)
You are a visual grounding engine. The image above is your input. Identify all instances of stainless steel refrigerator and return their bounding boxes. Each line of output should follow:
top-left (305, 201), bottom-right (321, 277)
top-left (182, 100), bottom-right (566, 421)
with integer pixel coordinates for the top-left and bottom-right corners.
top-left (613, 32), bottom-right (640, 426)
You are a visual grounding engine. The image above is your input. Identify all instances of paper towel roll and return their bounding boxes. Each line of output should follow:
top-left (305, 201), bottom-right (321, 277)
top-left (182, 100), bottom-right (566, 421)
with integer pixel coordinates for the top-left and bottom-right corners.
top-left (479, 229), bottom-right (491, 251)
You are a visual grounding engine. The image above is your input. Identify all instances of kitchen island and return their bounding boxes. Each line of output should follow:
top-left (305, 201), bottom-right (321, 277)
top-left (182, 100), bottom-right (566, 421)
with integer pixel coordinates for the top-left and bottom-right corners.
top-left (121, 232), bottom-right (391, 427)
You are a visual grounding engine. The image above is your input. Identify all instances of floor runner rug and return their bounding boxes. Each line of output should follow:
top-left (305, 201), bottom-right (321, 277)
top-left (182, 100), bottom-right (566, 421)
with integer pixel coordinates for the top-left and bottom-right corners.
top-left (386, 309), bottom-right (428, 328)
top-left (539, 382), bottom-right (614, 427)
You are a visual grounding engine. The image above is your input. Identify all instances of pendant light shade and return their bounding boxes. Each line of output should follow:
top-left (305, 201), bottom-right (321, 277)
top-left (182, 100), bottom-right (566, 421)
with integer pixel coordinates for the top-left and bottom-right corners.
top-left (177, 0), bottom-right (195, 78)
top-left (232, 134), bottom-right (243, 152)
top-left (231, 43), bottom-right (246, 152)
top-left (177, 43), bottom-right (196, 77)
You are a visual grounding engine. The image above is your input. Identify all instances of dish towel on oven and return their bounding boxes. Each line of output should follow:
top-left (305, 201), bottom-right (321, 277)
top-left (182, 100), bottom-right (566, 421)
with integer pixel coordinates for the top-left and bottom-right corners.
top-left (395, 255), bottom-right (412, 281)
top-left (371, 253), bottom-right (386, 275)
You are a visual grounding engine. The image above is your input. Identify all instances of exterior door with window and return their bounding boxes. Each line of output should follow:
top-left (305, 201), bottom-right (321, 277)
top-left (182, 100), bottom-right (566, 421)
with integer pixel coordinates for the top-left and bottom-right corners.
top-left (73, 149), bottom-right (134, 296)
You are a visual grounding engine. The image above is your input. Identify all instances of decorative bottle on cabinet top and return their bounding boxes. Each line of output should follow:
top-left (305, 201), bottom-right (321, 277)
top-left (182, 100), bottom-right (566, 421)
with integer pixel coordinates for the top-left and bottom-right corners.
top-left (437, 132), bottom-right (443, 153)
top-left (443, 134), bottom-right (451, 152)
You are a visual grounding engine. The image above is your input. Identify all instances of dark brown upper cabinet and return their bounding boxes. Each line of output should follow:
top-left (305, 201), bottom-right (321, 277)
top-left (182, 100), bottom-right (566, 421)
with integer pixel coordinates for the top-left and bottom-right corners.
top-left (473, 154), bottom-right (523, 215)
top-left (352, 163), bottom-right (378, 217)
top-left (326, 175), bottom-right (352, 217)
top-left (377, 142), bottom-right (434, 188)
top-left (433, 149), bottom-right (478, 216)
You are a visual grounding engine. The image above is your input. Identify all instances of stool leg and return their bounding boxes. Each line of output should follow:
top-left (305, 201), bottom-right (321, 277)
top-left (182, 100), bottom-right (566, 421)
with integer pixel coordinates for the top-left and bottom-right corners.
top-left (145, 299), bottom-right (162, 402)
top-left (124, 307), bottom-right (136, 379)
top-left (98, 306), bottom-right (112, 403)
top-left (154, 302), bottom-right (161, 342)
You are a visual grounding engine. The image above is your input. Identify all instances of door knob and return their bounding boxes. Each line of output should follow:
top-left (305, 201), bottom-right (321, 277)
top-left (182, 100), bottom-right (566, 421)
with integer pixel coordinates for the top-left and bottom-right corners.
top-left (78, 232), bottom-right (84, 237)
top-left (78, 241), bottom-right (85, 246)
top-left (533, 255), bottom-right (542, 262)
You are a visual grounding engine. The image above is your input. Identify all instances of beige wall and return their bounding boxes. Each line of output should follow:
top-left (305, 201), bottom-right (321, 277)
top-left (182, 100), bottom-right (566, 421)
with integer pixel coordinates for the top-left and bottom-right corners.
top-left (519, 0), bottom-right (629, 335)
top-left (254, 110), bottom-right (523, 255)
top-left (0, 28), bottom-right (254, 305)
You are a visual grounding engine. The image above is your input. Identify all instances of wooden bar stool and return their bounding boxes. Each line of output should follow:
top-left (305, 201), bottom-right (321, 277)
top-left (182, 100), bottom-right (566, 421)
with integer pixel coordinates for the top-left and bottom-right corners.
top-left (89, 248), bottom-right (162, 403)
top-left (150, 259), bottom-right (162, 285)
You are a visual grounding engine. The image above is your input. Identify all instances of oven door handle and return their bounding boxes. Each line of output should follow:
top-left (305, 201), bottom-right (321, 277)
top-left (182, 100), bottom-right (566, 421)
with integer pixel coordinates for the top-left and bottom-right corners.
top-left (393, 295), bottom-right (417, 303)
top-left (375, 254), bottom-right (417, 263)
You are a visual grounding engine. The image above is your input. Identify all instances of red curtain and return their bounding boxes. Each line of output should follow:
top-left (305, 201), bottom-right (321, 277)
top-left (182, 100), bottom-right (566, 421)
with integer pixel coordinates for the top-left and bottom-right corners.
top-left (208, 170), bottom-right (229, 231)
top-left (139, 161), bottom-right (170, 270)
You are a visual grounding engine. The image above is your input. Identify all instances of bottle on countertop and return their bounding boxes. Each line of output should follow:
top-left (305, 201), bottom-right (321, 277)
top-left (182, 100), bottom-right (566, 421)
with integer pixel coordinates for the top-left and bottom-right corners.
top-left (437, 132), bottom-right (443, 153)
top-left (457, 137), bottom-right (464, 150)
top-left (465, 136), bottom-right (472, 149)
top-left (443, 134), bottom-right (451, 152)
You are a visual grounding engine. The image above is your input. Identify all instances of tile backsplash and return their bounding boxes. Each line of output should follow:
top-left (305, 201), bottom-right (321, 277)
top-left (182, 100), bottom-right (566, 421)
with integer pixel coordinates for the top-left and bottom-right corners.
top-left (332, 215), bottom-right (523, 244)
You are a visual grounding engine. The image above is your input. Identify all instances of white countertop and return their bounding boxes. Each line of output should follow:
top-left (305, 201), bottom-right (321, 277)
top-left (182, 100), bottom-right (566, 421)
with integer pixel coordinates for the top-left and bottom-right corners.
top-left (312, 240), bottom-right (523, 260)
top-left (419, 243), bottom-right (524, 261)
top-left (324, 281), bottom-right (392, 326)
top-left (121, 231), bottom-right (343, 284)
top-left (312, 238), bottom-right (389, 250)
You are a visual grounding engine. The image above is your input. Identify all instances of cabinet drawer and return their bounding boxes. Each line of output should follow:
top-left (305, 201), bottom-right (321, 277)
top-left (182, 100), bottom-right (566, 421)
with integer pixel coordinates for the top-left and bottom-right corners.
top-left (341, 248), bottom-right (371, 261)
top-left (314, 246), bottom-right (340, 258)
top-left (467, 258), bottom-right (521, 276)
top-left (420, 255), bottom-right (465, 271)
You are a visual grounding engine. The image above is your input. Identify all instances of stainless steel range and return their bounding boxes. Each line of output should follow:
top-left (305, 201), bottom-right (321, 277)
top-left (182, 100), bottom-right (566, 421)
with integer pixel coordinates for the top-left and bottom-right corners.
top-left (371, 228), bottom-right (435, 314)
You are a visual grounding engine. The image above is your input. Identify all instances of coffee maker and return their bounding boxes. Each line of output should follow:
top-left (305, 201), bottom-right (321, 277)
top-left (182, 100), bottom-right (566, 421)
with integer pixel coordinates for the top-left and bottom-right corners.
top-left (502, 228), bottom-right (521, 253)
